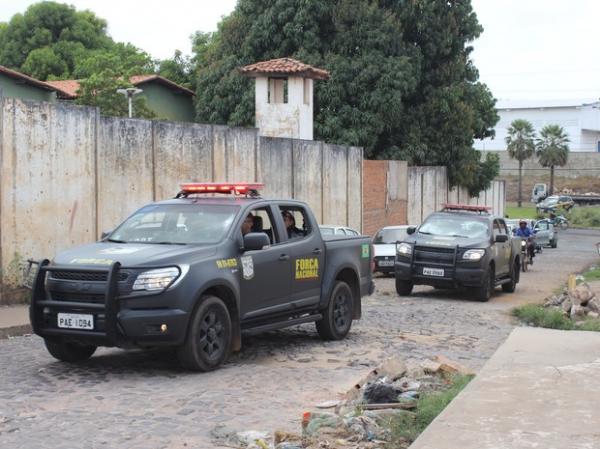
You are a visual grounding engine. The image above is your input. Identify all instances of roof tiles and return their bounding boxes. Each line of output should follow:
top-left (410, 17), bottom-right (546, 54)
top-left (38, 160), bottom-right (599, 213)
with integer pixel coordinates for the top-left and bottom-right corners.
top-left (240, 58), bottom-right (329, 80)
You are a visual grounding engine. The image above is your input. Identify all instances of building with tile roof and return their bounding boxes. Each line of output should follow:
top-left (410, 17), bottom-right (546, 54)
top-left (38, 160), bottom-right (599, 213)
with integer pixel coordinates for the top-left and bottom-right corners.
top-left (240, 58), bottom-right (330, 140)
top-left (0, 65), bottom-right (58, 102)
top-left (47, 75), bottom-right (196, 122)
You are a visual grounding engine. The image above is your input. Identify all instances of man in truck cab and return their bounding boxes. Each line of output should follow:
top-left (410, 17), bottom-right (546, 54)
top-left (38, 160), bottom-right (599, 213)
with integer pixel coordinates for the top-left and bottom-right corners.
top-left (241, 212), bottom-right (254, 236)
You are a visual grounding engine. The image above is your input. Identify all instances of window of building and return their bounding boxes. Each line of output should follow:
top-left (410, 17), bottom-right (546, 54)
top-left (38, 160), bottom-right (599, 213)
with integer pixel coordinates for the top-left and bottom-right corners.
top-left (268, 77), bottom-right (288, 104)
top-left (303, 78), bottom-right (310, 105)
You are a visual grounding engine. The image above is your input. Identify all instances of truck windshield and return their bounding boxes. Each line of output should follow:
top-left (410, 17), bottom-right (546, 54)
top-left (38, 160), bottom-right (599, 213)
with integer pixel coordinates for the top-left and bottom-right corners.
top-left (109, 204), bottom-right (240, 245)
top-left (373, 228), bottom-right (408, 244)
top-left (419, 216), bottom-right (489, 239)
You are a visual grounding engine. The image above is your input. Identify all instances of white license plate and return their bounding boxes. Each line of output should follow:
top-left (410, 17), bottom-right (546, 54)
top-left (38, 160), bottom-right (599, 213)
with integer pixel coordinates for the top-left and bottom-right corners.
top-left (57, 313), bottom-right (94, 330)
top-left (378, 260), bottom-right (394, 267)
top-left (423, 267), bottom-right (444, 277)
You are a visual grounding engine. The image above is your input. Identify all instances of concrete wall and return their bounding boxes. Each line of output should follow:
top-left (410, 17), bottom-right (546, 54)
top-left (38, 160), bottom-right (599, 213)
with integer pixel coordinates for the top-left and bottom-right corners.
top-left (0, 96), bottom-right (363, 296)
top-left (490, 150), bottom-right (600, 178)
top-left (254, 76), bottom-right (313, 140)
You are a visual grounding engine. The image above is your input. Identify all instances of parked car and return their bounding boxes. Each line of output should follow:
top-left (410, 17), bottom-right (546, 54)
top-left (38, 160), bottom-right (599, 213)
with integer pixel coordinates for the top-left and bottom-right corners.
top-left (319, 225), bottom-right (360, 237)
top-left (28, 182), bottom-right (374, 371)
top-left (394, 204), bottom-right (521, 301)
top-left (533, 219), bottom-right (558, 248)
top-left (372, 225), bottom-right (412, 274)
top-left (536, 195), bottom-right (575, 213)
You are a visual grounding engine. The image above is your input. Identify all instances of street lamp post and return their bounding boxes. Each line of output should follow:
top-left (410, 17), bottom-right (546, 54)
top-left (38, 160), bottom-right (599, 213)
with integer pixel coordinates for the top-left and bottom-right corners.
top-left (117, 87), bottom-right (143, 118)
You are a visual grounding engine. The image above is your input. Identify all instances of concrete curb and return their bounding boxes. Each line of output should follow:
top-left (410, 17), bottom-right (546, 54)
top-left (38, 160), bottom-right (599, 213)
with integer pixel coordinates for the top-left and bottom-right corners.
top-left (0, 324), bottom-right (32, 340)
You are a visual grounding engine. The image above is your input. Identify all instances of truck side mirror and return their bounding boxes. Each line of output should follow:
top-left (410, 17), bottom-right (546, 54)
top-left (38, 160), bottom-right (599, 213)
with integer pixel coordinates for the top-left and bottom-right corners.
top-left (495, 234), bottom-right (509, 243)
top-left (243, 232), bottom-right (270, 251)
top-left (101, 230), bottom-right (112, 240)
top-left (406, 226), bottom-right (417, 235)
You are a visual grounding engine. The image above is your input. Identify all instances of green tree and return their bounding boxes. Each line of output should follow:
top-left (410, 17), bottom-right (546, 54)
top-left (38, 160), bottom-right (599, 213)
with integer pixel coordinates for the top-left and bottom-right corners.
top-left (156, 49), bottom-right (195, 90)
top-left (75, 46), bottom-right (155, 118)
top-left (193, 0), bottom-right (499, 193)
top-left (505, 119), bottom-right (536, 207)
top-left (536, 124), bottom-right (569, 195)
top-left (0, 1), bottom-right (113, 79)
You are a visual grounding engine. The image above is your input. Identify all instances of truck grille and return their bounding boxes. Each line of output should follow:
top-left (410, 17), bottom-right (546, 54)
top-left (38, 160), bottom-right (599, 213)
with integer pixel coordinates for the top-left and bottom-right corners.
top-left (414, 246), bottom-right (456, 266)
top-left (50, 291), bottom-right (106, 304)
top-left (50, 271), bottom-right (128, 282)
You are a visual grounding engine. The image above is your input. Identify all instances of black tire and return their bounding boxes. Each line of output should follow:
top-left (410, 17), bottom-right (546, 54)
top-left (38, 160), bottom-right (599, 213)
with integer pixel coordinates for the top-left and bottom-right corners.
top-left (550, 238), bottom-right (557, 249)
top-left (395, 277), bottom-right (414, 296)
top-left (474, 266), bottom-right (494, 302)
top-left (316, 281), bottom-right (354, 341)
top-left (177, 296), bottom-right (232, 372)
top-left (502, 261), bottom-right (518, 293)
top-left (44, 339), bottom-right (96, 363)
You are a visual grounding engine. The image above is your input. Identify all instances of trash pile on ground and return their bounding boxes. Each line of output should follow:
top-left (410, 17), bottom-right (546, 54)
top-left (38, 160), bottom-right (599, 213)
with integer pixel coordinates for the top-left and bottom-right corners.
top-left (210, 356), bottom-right (473, 449)
top-left (543, 282), bottom-right (600, 320)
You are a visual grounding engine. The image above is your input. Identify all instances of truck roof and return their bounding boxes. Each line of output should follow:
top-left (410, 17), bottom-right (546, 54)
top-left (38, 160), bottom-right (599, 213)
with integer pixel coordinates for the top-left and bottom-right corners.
top-left (154, 196), bottom-right (308, 207)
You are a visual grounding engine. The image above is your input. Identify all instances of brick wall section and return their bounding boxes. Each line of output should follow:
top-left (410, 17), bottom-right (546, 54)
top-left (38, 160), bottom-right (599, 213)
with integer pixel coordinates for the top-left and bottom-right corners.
top-left (362, 160), bottom-right (408, 236)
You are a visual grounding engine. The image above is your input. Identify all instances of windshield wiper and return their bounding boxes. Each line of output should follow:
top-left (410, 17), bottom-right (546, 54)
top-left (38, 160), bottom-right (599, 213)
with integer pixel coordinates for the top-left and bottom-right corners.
top-left (153, 242), bottom-right (187, 245)
top-left (418, 231), bottom-right (432, 235)
top-left (106, 238), bottom-right (127, 243)
top-left (449, 234), bottom-right (469, 238)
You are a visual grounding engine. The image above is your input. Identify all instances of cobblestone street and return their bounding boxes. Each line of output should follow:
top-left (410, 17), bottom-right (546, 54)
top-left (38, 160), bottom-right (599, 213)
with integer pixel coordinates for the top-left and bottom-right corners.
top-left (1, 229), bottom-right (598, 449)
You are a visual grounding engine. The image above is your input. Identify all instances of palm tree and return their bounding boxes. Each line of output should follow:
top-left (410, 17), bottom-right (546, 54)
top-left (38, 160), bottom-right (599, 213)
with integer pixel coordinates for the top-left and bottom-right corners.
top-left (505, 119), bottom-right (536, 207)
top-left (536, 124), bottom-right (570, 195)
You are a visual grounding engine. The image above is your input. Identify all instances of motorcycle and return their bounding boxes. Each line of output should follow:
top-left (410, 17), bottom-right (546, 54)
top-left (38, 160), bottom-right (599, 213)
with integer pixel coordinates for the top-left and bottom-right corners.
top-left (520, 237), bottom-right (535, 272)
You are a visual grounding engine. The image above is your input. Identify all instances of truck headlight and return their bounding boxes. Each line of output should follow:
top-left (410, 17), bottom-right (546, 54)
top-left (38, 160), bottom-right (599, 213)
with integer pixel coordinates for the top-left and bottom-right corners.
top-left (462, 249), bottom-right (485, 261)
top-left (133, 266), bottom-right (187, 291)
top-left (396, 243), bottom-right (412, 257)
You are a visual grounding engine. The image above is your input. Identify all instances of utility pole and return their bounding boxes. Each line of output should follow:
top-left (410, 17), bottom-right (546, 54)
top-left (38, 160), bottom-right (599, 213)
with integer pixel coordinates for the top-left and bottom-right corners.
top-left (117, 87), bottom-right (143, 118)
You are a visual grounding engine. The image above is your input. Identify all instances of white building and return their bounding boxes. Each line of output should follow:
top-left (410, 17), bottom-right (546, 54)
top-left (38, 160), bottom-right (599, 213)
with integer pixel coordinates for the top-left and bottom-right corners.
top-left (475, 99), bottom-right (600, 152)
top-left (240, 58), bottom-right (330, 140)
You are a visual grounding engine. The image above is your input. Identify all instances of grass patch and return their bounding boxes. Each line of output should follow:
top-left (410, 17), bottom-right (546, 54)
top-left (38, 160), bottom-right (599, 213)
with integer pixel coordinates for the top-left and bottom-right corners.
top-left (387, 374), bottom-right (473, 446)
top-left (583, 266), bottom-right (600, 282)
top-left (505, 204), bottom-right (538, 220)
top-left (512, 304), bottom-right (600, 332)
top-left (569, 207), bottom-right (600, 229)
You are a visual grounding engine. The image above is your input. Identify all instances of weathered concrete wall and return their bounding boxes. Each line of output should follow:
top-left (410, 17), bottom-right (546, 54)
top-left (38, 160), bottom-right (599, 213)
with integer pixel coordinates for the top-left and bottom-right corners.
top-left (491, 150), bottom-right (600, 178)
top-left (0, 95), bottom-right (364, 296)
top-left (0, 99), bottom-right (96, 295)
top-left (97, 117), bottom-right (154, 232)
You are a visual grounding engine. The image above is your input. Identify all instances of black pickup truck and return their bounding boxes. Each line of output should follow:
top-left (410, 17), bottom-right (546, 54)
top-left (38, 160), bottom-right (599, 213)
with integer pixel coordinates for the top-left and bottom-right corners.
top-left (29, 183), bottom-right (373, 371)
top-left (394, 204), bottom-right (521, 301)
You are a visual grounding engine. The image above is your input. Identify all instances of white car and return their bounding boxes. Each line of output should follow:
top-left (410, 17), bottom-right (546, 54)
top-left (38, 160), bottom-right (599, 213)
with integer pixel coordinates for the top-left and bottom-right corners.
top-left (319, 225), bottom-right (361, 237)
top-left (372, 225), bottom-right (412, 274)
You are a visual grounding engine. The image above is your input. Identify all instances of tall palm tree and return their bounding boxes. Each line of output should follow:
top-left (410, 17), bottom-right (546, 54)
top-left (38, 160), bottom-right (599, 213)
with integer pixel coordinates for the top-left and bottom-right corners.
top-left (536, 124), bottom-right (570, 195)
top-left (505, 119), bottom-right (536, 207)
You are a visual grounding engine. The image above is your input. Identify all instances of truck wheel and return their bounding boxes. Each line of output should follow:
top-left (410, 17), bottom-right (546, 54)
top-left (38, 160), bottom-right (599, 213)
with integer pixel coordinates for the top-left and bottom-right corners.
top-left (316, 281), bottom-right (354, 341)
top-left (475, 266), bottom-right (494, 302)
top-left (395, 278), bottom-right (414, 296)
top-left (44, 339), bottom-right (96, 363)
top-left (177, 296), bottom-right (232, 371)
top-left (502, 262), bottom-right (518, 293)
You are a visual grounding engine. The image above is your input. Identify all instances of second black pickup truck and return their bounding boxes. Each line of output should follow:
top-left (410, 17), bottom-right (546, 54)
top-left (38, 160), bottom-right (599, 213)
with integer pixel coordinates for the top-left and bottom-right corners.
top-left (394, 204), bottom-right (521, 301)
top-left (29, 183), bottom-right (373, 371)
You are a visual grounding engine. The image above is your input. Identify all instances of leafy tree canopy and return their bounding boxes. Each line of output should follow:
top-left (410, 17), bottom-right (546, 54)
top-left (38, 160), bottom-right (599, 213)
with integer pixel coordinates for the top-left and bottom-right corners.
top-left (194, 0), bottom-right (499, 192)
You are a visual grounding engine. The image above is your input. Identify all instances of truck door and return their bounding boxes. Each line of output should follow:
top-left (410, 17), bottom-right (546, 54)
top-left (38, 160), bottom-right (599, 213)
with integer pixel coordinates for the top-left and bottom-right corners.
top-left (493, 219), bottom-right (510, 276)
top-left (238, 205), bottom-right (292, 320)
top-left (277, 204), bottom-right (325, 309)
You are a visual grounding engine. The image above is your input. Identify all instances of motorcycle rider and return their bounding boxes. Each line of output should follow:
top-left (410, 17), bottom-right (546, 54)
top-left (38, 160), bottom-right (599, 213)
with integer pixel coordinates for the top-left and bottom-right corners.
top-left (514, 219), bottom-right (536, 262)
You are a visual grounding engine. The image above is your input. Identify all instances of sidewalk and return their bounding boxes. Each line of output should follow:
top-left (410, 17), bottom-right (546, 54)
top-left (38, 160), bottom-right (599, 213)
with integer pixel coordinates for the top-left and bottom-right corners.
top-left (0, 305), bottom-right (31, 339)
top-left (410, 326), bottom-right (600, 449)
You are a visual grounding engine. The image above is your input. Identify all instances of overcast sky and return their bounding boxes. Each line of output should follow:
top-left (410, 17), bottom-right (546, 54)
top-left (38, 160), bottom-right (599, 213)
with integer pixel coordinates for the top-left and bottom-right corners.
top-left (2, 0), bottom-right (599, 101)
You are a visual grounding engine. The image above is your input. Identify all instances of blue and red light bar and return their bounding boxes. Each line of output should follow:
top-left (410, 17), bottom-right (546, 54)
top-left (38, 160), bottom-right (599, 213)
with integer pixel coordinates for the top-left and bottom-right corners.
top-left (180, 182), bottom-right (264, 194)
top-left (442, 203), bottom-right (491, 213)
